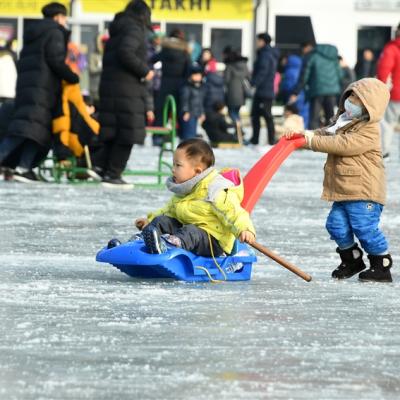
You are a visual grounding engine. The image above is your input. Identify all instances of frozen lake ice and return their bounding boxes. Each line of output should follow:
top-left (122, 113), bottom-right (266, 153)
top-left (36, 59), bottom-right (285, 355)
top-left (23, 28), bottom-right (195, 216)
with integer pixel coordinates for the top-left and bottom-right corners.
top-left (0, 140), bottom-right (399, 400)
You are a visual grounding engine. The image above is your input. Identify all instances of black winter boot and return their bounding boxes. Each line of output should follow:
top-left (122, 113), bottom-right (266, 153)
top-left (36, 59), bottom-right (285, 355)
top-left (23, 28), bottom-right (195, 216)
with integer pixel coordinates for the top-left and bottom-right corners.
top-left (359, 254), bottom-right (393, 282)
top-left (332, 244), bottom-right (366, 279)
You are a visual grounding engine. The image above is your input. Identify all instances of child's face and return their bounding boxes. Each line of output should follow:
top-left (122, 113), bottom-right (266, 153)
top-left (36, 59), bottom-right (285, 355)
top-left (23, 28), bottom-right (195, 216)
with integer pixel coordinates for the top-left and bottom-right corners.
top-left (172, 148), bottom-right (204, 183)
top-left (348, 92), bottom-right (363, 107)
top-left (202, 50), bottom-right (212, 62)
top-left (191, 73), bottom-right (203, 83)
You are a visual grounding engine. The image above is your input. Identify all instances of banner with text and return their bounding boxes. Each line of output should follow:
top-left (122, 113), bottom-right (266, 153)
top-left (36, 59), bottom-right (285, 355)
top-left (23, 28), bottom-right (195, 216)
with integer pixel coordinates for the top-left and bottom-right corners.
top-left (82, 0), bottom-right (253, 21)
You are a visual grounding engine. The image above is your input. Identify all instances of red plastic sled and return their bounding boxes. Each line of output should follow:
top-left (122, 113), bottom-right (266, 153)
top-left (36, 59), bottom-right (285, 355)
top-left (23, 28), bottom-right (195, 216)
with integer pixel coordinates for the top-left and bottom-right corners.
top-left (242, 136), bottom-right (306, 212)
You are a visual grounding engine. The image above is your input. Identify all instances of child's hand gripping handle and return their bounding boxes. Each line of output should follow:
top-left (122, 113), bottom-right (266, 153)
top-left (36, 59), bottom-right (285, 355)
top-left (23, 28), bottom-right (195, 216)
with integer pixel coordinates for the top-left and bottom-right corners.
top-left (284, 131), bottom-right (306, 140)
top-left (284, 131), bottom-right (314, 146)
top-left (135, 218), bottom-right (149, 230)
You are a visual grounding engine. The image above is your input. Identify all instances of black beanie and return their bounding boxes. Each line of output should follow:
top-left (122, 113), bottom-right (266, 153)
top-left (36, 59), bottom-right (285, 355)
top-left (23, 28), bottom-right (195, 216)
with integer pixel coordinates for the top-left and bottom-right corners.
top-left (42, 2), bottom-right (67, 18)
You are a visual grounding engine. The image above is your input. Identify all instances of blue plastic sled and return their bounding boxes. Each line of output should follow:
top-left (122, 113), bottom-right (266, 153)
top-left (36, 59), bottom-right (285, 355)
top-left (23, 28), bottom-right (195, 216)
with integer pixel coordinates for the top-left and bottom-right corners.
top-left (96, 239), bottom-right (256, 282)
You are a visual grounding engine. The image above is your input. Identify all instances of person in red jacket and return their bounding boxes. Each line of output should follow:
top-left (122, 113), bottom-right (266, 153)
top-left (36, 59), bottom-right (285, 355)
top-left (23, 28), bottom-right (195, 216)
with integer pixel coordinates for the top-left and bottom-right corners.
top-left (377, 23), bottom-right (400, 158)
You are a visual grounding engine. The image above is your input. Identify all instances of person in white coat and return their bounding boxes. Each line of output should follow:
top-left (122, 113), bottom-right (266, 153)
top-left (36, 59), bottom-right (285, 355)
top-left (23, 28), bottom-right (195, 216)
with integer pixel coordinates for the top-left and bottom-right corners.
top-left (0, 40), bottom-right (17, 103)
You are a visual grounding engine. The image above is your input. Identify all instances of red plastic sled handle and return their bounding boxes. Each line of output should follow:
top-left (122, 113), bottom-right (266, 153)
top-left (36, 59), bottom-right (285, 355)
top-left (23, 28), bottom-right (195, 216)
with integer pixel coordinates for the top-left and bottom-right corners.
top-left (241, 136), bottom-right (306, 213)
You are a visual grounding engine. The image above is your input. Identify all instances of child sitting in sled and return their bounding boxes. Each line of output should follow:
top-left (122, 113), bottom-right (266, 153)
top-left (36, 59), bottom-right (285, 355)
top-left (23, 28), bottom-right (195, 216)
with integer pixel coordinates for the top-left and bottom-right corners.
top-left (135, 138), bottom-right (256, 256)
top-left (285, 78), bottom-right (393, 282)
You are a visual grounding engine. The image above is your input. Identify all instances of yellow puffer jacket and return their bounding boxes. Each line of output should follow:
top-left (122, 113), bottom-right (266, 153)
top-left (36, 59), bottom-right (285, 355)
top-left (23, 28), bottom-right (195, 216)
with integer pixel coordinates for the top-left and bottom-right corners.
top-left (148, 169), bottom-right (256, 254)
top-left (52, 83), bottom-right (99, 157)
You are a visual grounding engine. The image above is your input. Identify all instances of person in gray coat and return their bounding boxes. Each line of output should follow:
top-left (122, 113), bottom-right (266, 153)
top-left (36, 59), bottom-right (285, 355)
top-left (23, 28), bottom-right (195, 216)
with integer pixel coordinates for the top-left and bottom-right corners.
top-left (223, 48), bottom-right (250, 122)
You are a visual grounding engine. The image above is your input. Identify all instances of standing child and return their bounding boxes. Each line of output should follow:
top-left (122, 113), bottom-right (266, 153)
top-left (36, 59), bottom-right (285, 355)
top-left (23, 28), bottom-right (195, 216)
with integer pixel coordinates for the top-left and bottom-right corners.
top-left (135, 138), bottom-right (256, 256)
top-left (180, 65), bottom-right (205, 139)
top-left (286, 78), bottom-right (393, 282)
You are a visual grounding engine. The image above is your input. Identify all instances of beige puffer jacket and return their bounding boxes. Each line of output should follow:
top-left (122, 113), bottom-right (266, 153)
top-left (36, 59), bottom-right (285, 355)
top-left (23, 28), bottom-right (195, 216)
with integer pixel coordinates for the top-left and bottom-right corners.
top-left (310, 78), bottom-right (390, 205)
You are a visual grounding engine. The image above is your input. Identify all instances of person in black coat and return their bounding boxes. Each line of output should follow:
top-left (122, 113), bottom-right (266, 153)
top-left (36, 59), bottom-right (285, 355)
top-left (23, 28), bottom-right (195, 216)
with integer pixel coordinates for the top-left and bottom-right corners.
top-left (248, 33), bottom-right (278, 145)
top-left (152, 29), bottom-right (191, 137)
top-left (354, 48), bottom-right (376, 80)
top-left (0, 2), bottom-right (79, 182)
top-left (203, 72), bottom-right (225, 114)
top-left (96, 0), bottom-right (154, 186)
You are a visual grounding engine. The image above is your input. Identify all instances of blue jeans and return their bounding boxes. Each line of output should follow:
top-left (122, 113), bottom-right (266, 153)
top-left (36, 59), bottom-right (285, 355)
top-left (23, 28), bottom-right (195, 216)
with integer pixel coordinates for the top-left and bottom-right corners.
top-left (180, 116), bottom-right (198, 140)
top-left (326, 201), bottom-right (388, 255)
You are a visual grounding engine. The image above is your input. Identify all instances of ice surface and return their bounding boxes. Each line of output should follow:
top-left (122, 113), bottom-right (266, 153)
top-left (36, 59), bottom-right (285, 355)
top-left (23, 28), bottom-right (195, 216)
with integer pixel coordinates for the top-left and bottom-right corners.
top-left (0, 139), bottom-right (399, 400)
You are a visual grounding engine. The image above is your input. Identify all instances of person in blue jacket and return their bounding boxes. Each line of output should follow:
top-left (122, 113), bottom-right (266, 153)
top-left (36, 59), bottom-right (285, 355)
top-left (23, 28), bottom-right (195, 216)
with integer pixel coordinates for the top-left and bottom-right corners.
top-left (280, 54), bottom-right (309, 128)
top-left (248, 33), bottom-right (278, 145)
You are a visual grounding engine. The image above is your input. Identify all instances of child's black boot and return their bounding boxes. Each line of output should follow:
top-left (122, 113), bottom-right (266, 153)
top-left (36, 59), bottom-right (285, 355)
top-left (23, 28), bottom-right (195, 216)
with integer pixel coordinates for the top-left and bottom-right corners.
top-left (332, 244), bottom-right (366, 279)
top-left (143, 226), bottom-right (167, 254)
top-left (359, 254), bottom-right (393, 282)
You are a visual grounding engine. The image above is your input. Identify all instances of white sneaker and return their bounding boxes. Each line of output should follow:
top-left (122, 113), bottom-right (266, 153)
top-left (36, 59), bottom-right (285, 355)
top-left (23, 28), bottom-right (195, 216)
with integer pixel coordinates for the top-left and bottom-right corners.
top-left (86, 168), bottom-right (103, 181)
top-left (13, 167), bottom-right (40, 183)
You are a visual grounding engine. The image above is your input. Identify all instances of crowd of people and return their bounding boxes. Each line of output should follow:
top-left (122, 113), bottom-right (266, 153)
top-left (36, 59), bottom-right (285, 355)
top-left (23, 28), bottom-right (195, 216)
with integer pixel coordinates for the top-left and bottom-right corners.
top-left (0, 0), bottom-right (399, 187)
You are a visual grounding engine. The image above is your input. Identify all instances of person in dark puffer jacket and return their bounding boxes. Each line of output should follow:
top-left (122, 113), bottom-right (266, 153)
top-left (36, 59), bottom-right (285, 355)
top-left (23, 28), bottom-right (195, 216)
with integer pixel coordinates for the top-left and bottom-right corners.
top-left (152, 29), bottom-right (191, 132)
top-left (248, 33), bottom-right (278, 145)
top-left (0, 2), bottom-right (79, 183)
top-left (180, 65), bottom-right (205, 139)
top-left (96, 0), bottom-right (154, 187)
top-left (203, 72), bottom-right (225, 114)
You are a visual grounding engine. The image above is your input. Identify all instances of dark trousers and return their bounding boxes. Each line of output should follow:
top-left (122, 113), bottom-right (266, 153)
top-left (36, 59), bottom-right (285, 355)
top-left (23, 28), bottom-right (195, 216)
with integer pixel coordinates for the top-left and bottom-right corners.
top-left (92, 141), bottom-right (133, 179)
top-left (180, 116), bottom-right (198, 140)
top-left (0, 136), bottom-right (41, 169)
top-left (309, 95), bottom-right (337, 129)
top-left (250, 96), bottom-right (275, 145)
top-left (228, 106), bottom-right (241, 122)
top-left (145, 215), bottom-right (224, 257)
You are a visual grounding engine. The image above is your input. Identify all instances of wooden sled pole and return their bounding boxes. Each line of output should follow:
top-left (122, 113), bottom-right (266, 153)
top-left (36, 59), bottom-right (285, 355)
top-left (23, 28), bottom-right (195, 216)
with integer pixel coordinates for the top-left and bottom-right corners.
top-left (236, 120), bottom-right (244, 146)
top-left (84, 145), bottom-right (92, 170)
top-left (250, 241), bottom-right (312, 282)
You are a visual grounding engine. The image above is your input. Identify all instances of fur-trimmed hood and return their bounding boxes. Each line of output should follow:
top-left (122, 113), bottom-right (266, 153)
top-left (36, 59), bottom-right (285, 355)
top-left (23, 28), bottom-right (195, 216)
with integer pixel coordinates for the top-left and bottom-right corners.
top-left (161, 36), bottom-right (189, 53)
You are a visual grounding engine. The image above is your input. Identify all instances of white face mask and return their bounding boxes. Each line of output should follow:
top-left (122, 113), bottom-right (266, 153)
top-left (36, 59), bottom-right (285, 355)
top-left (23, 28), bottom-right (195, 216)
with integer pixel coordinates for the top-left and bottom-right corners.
top-left (344, 98), bottom-right (363, 118)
